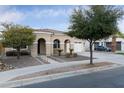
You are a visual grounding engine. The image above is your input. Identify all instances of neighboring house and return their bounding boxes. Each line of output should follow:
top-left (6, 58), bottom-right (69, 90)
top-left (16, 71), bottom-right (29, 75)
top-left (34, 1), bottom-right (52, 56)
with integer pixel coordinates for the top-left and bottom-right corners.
top-left (94, 36), bottom-right (124, 51)
top-left (31, 29), bottom-right (85, 57)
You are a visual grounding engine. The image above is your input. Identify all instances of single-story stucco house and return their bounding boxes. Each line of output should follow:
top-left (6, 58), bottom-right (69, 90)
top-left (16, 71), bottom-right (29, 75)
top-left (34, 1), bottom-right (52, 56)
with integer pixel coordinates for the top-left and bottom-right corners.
top-left (2, 29), bottom-right (124, 56)
top-left (30, 29), bottom-right (85, 57)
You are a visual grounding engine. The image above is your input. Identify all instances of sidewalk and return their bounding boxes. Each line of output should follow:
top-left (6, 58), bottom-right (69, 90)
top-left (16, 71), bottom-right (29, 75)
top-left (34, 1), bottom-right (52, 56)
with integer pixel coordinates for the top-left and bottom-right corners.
top-left (0, 58), bottom-right (123, 87)
top-left (0, 59), bottom-right (93, 83)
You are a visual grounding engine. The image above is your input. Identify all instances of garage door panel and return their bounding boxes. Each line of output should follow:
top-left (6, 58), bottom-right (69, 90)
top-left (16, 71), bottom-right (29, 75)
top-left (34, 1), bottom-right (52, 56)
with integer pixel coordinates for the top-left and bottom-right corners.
top-left (74, 43), bottom-right (83, 53)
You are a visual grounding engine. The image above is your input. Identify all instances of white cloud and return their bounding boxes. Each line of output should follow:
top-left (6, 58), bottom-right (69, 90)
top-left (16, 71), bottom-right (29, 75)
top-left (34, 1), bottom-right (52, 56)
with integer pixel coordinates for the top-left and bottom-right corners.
top-left (0, 6), bottom-right (26, 31)
top-left (0, 6), bottom-right (11, 12)
top-left (0, 6), bottom-right (75, 25)
top-left (0, 6), bottom-right (25, 23)
top-left (31, 8), bottom-right (73, 19)
top-left (0, 11), bottom-right (24, 23)
top-left (0, 6), bottom-right (74, 31)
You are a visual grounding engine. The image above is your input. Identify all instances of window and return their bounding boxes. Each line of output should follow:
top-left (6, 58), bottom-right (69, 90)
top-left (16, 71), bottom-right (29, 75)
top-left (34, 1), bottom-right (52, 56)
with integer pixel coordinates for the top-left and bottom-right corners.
top-left (53, 39), bottom-right (60, 48)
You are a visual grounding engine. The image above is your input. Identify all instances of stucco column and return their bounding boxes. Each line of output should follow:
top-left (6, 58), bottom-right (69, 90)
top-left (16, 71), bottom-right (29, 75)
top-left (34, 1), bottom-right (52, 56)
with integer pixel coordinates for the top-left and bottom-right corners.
top-left (70, 43), bottom-right (74, 53)
top-left (46, 42), bottom-right (53, 56)
top-left (31, 42), bottom-right (38, 57)
top-left (60, 43), bottom-right (65, 55)
top-left (66, 43), bottom-right (70, 53)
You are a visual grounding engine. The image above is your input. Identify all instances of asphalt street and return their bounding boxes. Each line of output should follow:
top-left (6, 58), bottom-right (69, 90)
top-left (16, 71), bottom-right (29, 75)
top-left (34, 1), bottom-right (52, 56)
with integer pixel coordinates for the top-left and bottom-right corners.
top-left (18, 66), bottom-right (124, 88)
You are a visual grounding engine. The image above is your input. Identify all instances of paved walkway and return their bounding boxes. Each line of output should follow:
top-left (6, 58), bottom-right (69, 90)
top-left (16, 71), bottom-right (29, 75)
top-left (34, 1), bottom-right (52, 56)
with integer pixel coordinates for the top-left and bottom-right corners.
top-left (79, 52), bottom-right (124, 65)
top-left (37, 55), bottom-right (59, 64)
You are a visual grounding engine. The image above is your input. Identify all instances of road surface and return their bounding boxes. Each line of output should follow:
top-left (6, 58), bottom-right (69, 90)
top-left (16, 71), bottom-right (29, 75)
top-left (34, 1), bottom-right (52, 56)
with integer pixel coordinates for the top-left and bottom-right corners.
top-left (19, 66), bottom-right (124, 88)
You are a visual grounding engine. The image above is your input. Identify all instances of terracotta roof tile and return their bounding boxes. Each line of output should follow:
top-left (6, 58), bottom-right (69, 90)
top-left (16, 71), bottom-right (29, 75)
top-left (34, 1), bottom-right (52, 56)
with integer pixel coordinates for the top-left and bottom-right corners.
top-left (34, 29), bottom-right (64, 34)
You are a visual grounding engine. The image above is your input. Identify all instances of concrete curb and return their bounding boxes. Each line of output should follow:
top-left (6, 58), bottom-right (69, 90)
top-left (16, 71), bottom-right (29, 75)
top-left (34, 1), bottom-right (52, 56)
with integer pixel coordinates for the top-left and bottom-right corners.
top-left (0, 64), bottom-right (122, 88)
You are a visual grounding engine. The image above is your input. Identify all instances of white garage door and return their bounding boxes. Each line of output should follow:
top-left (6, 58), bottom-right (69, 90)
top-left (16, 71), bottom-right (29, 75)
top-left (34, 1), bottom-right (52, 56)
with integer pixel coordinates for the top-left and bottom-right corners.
top-left (74, 42), bottom-right (83, 53)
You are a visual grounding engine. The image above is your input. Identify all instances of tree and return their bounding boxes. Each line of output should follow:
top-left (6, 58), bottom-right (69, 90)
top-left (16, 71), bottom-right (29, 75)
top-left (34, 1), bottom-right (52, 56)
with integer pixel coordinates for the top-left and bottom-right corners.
top-left (67, 5), bottom-right (123, 64)
top-left (118, 31), bottom-right (124, 38)
top-left (1, 23), bottom-right (36, 59)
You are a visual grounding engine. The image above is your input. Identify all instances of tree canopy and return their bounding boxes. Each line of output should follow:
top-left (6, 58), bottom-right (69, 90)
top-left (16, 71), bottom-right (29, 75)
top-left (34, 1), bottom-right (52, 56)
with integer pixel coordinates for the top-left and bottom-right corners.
top-left (68, 6), bottom-right (123, 41)
top-left (67, 5), bottom-right (124, 64)
top-left (1, 23), bottom-right (36, 59)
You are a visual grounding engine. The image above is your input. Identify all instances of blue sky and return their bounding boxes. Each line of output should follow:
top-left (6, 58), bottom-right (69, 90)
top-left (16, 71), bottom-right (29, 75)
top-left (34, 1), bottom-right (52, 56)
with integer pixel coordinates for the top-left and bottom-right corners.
top-left (0, 5), bottom-right (124, 32)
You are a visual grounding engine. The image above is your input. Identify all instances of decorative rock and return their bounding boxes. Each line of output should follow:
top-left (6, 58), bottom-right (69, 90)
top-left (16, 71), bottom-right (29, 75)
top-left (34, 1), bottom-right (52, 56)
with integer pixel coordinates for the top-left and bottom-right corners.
top-left (0, 61), bottom-right (14, 71)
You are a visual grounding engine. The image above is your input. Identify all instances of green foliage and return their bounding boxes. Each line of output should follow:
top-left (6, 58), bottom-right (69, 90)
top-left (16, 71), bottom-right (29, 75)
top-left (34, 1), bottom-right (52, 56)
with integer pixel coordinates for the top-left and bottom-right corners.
top-left (67, 5), bottom-right (123, 41)
top-left (67, 5), bottom-right (124, 64)
top-left (2, 23), bottom-right (35, 49)
top-left (1, 23), bottom-right (36, 59)
top-left (117, 31), bottom-right (124, 38)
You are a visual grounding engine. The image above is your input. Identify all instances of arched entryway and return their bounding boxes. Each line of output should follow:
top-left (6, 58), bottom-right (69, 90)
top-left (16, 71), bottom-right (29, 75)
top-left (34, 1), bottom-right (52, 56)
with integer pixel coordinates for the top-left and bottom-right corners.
top-left (53, 39), bottom-right (60, 54)
top-left (64, 39), bottom-right (71, 53)
top-left (37, 38), bottom-right (46, 55)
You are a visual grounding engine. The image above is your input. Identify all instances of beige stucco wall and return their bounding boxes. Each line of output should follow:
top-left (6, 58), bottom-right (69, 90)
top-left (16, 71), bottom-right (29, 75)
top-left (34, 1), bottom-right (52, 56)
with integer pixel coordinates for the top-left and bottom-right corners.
top-left (31, 31), bottom-right (84, 57)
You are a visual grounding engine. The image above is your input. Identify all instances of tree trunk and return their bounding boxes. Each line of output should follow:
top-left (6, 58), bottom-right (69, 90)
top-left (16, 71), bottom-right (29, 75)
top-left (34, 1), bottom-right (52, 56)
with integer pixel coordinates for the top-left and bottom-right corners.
top-left (112, 36), bottom-right (116, 52)
top-left (17, 47), bottom-right (20, 59)
top-left (89, 42), bottom-right (93, 65)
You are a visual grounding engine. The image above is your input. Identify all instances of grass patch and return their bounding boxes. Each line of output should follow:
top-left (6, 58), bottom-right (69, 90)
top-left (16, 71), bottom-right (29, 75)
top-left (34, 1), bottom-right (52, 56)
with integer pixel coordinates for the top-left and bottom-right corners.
top-left (116, 52), bottom-right (124, 55)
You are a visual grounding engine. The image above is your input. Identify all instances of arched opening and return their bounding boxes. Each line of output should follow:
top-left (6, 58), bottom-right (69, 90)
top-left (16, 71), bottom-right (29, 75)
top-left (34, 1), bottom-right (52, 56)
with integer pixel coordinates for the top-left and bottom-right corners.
top-left (53, 39), bottom-right (60, 54)
top-left (64, 39), bottom-right (71, 53)
top-left (37, 38), bottom-right (46, 55)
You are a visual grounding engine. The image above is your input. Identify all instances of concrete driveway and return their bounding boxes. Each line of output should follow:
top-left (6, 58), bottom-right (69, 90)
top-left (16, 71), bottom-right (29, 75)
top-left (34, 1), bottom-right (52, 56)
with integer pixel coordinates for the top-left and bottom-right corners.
top-left (79, 52), bottom-right (124, 64)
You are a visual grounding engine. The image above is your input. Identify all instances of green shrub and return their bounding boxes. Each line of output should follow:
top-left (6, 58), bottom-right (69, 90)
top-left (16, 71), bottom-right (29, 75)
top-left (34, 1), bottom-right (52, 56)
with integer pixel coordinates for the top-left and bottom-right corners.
top-left (6, 50), bottom-right (30, 56)
top-left (65, 53), bottom-right (78, 58)
top-left (73, 53), bottom-right (77, 57)
top-left (65, 53), bottom-right (71, 58)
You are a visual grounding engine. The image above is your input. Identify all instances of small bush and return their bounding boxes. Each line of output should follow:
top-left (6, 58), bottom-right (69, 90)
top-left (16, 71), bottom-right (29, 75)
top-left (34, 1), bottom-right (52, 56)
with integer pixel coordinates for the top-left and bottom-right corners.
top-left (21, 50), bottom-right (30, 55)
top-left (6, 50), bottom-right (30, 56)
top-left (73, 53), bottom-right (78, 57)
top-left (65, 53), bottom-right (78, 58)
top-left (65, 53), bottom-right (71, 58)
top-left (6, 50), bottom-right (17, 56)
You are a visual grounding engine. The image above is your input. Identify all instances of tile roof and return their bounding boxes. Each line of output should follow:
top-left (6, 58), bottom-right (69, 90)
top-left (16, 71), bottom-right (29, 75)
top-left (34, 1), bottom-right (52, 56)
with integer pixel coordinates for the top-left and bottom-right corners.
top-left (34, 29), bottom-right (64, 34)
